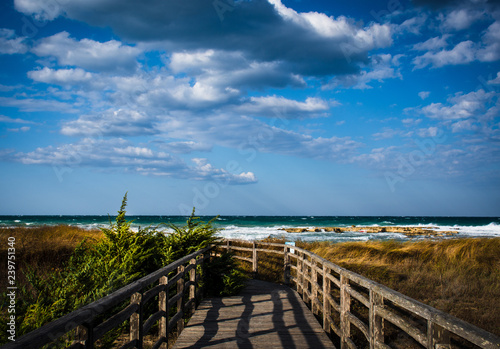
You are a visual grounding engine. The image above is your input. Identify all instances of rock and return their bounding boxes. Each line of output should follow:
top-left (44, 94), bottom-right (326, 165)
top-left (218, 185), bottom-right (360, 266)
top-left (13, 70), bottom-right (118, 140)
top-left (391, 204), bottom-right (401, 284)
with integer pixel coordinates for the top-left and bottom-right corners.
top-left (278, 226), bottom-right (459, 237)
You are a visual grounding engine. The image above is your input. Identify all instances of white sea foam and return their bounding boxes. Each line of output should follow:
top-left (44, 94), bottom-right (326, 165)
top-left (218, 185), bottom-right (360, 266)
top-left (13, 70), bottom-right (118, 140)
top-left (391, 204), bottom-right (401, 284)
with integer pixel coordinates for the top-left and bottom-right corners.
top-left (214, 222), bottom-right (500, 242)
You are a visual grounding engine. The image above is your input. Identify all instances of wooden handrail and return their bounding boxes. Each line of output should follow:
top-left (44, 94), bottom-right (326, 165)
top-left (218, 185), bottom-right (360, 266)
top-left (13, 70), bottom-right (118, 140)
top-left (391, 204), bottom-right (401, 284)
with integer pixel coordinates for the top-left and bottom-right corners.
top-left (3, 246), bottom-right (212, 349)
top-left (220, 240), bottom-right (500, 349)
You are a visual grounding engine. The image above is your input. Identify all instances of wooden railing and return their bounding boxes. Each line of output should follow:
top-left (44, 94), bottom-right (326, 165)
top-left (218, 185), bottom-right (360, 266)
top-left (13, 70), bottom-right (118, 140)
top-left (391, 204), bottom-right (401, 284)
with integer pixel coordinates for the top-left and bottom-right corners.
top-left (3, 246), bottom-right (212, 349)
top-left (220, 240), bottom-right (500, 349)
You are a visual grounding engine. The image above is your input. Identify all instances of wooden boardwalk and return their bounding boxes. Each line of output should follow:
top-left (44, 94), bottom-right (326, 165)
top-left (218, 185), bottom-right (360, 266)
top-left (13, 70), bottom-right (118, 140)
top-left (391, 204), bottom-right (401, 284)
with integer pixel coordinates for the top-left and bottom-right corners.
top-left (173, 279), bottom-right (336, 349)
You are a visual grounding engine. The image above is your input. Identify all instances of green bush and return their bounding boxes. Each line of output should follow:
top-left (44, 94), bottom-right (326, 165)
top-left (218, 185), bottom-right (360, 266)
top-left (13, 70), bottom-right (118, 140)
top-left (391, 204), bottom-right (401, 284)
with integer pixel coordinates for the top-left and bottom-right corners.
top-left (1, 194), bottom-right (246, 346)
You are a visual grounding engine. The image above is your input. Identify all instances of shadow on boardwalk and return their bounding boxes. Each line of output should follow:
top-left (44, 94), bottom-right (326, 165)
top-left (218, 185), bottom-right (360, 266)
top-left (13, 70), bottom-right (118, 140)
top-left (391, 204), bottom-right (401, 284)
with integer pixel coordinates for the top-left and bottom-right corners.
top-left (173, 279), bottom-right (336, 349)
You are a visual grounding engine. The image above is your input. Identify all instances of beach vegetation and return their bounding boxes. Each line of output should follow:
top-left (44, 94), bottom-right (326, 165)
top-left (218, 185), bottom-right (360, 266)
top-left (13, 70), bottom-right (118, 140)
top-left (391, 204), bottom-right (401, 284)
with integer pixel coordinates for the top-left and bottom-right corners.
top-left (301, 238), bottom-right (500, 336)
top-left (0, 194), bottom-right (245, 346)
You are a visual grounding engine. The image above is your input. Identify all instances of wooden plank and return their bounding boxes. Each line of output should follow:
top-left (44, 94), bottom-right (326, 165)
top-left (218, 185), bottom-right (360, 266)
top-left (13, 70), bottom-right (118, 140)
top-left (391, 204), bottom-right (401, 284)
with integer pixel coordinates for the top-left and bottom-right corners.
top-left (172, 279), bottom-right (335, 349)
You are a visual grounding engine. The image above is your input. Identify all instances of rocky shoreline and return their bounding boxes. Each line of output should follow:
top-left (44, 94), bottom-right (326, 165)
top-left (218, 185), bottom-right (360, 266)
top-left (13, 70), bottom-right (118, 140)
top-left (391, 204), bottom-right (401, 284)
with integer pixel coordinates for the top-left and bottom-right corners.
top-left (278, 226), bottom-right (459, 237)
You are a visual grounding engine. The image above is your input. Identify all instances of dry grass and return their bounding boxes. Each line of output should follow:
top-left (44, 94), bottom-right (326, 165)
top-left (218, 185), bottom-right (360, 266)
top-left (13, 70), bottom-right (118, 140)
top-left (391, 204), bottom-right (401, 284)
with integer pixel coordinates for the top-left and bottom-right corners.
top-left (299, 238), bottom-right (500, 336)
top-left (0, 225), bottom-right (104, 289)
top-left (2, 227), bottom-right (498, 341)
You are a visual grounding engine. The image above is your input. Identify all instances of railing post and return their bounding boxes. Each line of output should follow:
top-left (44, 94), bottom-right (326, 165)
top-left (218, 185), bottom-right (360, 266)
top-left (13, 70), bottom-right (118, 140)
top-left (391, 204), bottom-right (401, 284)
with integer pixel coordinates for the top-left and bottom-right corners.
top-left (323, 265), bottom-right (331, 334)
top-left (130, 292), bottom-right (143, 349)
top-left (252, 241), bottom-right (258, 278)
top-left (159, 276), bottom-right (168, 349)
top-left (428, 321), bottom-right (451, 349)
top-left (340, 273), bottom-right (351, 349)
top-left (369, 290), bottom-right (384, 349)
top-left (177, 265), bottom-right (185, 334)
top-left (311, 259), bottom-right (318, 315)
top-left (283, 245), bottom-right (290, 285)
top-left (189, 258), bottom-right (196, 316)
top-left (75, 323), bottom-right (93, 349)
top-left (303, 254), bottom-right (310, 304)
top-left (226, 240), bottom-right (231, 253)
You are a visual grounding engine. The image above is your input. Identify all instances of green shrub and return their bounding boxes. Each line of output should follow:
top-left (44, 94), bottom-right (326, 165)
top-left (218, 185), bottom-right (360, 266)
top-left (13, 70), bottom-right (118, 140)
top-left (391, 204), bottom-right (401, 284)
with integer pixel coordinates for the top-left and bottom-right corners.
top-left (1, 194), bottom-right (245, 346)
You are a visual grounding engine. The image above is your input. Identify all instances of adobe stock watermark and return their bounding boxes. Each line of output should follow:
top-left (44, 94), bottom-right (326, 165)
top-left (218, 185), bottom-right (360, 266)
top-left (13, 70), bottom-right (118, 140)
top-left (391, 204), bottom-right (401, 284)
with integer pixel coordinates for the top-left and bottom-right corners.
top-left (178, 109), bottom-right (290, 215)
top-left (385, 129), bottom-right (447, 193)
top-left (21, 0), bottom-right (69, 38)
top-left (341, 0), bottom-right (405, 63)
top-left (213, 0), bottom-right (237, 22)
top-left (52, 131), bottom-right (104, 183)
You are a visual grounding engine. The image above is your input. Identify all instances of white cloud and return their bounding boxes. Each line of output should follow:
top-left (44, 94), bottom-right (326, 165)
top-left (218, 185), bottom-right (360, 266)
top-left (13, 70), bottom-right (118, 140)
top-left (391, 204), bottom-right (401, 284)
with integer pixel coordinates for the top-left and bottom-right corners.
top-left (170, 50), bottom-right (306, 90)
top-left (156, 141), bottom-right (212, 154)
top-left (61, 109), bottom-right (158, 136)
top-left (417, 126), bottom-right (439, 137)
top-left (236, 96), bottom-right (331, 118)
top-left (398, 14), bottom-right (428, 35)
top-left (487, 72), bottom-right (500, 84)
top-left (328, 54), bottom-right (403, 90)
top-left (0, 115), bottom-right (36, 124)
top-left (373, 128), bottom-right (407, 140)
top-left (190, 158), bottom-right (257, 184)
top-left (28, 67), bottom-right (94, 85)
top-left (413, 40), bottom-right (476, 69)
top-left (32, 32), bottom-right (141, 73)
top-left (7, 126), bottom-right (30, 132)
top-left (413, 19), bottom-right (500, 69)
top-left (450, 119), bottom-right (477, 133)
top-left (441, 8), bottom-right (484, 31)
top-left (0, 96), bottom-right (78, 113)
top-left (418, 91), bottom-right (430, 100)
top-left (11, 137), bottom-right (257, 184)
top-left (402, 118), bottom-right (422, 126)
top-left (420, 89), bottom-right (495, 120)
top-left (476, 20), bottom-right (500, 62)
top-left (412, 35), bottom-right (451, 51)
top-left (0, 28), bottom-right (28, 54)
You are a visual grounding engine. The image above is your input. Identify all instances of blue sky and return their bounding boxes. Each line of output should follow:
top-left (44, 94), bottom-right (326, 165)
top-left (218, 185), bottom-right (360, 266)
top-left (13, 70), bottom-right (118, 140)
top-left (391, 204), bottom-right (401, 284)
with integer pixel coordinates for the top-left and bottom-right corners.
top-left (0, 0), bottom-right (499, 216)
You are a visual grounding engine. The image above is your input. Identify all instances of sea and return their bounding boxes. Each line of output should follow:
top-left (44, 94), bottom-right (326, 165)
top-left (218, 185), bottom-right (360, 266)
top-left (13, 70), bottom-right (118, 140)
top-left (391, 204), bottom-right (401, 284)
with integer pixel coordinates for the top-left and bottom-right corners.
top-left (1, 215), bottom-right (500, 242)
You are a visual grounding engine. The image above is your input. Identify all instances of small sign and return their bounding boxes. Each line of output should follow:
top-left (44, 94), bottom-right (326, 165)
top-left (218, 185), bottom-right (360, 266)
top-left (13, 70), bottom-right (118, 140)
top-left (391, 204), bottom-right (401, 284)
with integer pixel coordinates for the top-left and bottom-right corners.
top-left (285, 241), bottom-right (295, 254)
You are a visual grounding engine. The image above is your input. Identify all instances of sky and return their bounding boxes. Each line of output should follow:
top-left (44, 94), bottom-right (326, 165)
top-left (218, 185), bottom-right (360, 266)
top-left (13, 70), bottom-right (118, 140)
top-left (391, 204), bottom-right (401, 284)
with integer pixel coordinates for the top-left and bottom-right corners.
top-left (0, 0), bottom-right (499, 216)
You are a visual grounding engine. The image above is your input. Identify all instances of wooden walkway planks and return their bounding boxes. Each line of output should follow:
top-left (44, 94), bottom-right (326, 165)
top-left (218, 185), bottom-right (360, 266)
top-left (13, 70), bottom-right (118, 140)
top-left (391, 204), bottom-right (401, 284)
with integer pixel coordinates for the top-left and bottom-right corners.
top-left (173, 279), bottom-right (336, 349)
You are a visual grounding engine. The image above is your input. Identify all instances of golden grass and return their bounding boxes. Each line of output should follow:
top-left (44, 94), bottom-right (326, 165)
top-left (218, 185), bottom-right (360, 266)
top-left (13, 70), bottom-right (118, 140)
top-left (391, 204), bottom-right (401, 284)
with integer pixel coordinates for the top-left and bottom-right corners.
top-left (0, 225), bottom-right (104, 289)
top-left (299, 238), bottom-right (500, 336)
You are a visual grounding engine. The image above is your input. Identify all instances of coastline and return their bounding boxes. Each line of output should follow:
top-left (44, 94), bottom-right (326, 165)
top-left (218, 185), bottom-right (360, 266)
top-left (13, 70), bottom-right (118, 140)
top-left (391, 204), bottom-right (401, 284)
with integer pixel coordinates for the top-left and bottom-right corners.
top-left (1, 215), bottom-right (499, 242)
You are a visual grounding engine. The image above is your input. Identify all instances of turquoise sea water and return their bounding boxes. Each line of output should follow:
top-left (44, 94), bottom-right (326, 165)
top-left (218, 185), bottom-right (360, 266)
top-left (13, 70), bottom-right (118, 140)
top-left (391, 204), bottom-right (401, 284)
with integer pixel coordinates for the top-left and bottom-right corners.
top-left (1, 215), bottom-right (499, 242)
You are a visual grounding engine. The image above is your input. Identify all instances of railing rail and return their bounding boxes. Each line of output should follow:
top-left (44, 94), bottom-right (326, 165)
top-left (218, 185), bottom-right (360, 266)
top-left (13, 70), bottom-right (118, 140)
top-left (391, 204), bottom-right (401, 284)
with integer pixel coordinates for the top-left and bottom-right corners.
top-left (3, 246), bottom-right (212, 349)
top-left (221, 240), bottom-right (500, 349)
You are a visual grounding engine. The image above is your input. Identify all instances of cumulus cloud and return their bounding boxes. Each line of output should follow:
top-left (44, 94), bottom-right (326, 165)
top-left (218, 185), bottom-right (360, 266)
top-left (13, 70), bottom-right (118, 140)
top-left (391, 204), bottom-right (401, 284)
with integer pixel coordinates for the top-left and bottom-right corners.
top-left (487, 72), bottom-right (500, 84)
top-left (17, 0), bottom-right (392, 78)
top-left (418, 91), bottom-right (430, 100)
top-left (32, 32), bottom-right (141, 73)
top-left (61, 109), bottom-right (159, 137)
top-left (0, 28), bottom-right (28, 54)
top-left (9, 138), bottom-right (257, 184)
top-left (327, 54), bottom-right (403, 89)
top-left (412, 35), bottom-right (451, 51)
top-left (0, 96), bottom-right (78, 113)
top-left (0, 115), bottom-right (36, 124)
top-left (7, 126), bottom-right (30, 132)
top-left (28, 67), bottom-right (94, 86)
top-left (156, 141), bottom-right (213, 154)
top-left (441, 8), bottom-right (485, 31)
top-left (413, 18), bottom-right (500, 69)
top-left (413, 40), bottom-right (476, 68)
top-left (170, 50), bottom-right (306, 90)
top-left (397, 14), bottom-right (428, 35)
top-left (420, 89), bottom-right (495, 120)
top-left (236, 96), bottom-right (331, 118)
